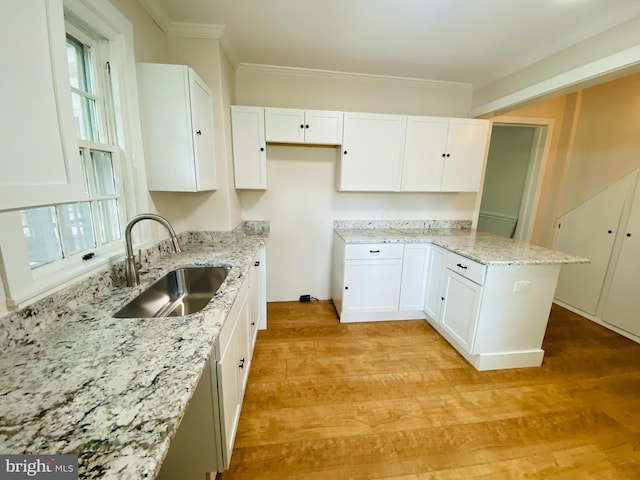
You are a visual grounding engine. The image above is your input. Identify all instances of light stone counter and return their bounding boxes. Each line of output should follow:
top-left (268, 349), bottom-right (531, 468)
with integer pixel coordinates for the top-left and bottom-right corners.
top-left (0, 228), bottom-right (266, 479)
top-left (334, 228), bottom-right (588, 265)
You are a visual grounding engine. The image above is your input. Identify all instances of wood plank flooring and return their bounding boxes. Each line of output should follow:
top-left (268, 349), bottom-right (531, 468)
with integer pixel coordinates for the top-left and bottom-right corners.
top-left (218, 301), bottom-right (640, 479)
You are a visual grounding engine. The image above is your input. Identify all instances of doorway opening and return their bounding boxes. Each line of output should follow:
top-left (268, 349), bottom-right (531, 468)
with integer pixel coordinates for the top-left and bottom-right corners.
top-left (477, 119), bottom-right (552, 242)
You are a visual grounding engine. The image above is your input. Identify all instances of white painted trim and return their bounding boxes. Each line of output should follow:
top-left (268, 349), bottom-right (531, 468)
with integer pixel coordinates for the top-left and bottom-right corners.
top-left (474, 117), bottom-right (555, 243)
top-left (236, 63), bottom-right (472, 89)
top-left (470, 44), bottom-right (640, 117)
top-left (136, 0), bottom-right (171, 34)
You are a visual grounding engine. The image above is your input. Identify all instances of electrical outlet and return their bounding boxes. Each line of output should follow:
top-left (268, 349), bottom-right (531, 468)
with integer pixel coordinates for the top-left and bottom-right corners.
top-left (514, 281), bottom-right (530, 293)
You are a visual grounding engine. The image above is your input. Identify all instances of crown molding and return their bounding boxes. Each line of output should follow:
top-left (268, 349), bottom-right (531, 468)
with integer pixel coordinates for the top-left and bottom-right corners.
top-left (236, 63), bottom-right (471, 89)
top-left (137, 0), bottom-right (171, 34)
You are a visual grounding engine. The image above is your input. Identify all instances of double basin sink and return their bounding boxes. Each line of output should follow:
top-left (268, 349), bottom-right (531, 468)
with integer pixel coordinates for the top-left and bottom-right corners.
top-left (114, 266), bottom-right (229, 318)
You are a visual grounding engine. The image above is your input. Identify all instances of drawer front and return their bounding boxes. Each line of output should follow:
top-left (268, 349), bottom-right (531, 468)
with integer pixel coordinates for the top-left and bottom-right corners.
top-left (345, 243), bottom-right (404, 260)
top-left (446, 251), bottom-right (486, 285)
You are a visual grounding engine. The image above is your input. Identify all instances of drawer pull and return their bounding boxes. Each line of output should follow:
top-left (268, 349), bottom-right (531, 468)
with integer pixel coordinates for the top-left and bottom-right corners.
top-left (456, 263), bottom-right (468, 270)
top-left (369, 249), bottom-right (380, 254)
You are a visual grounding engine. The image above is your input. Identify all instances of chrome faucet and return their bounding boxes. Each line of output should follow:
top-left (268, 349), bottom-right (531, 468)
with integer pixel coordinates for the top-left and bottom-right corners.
top-left (124, 213), bottom-right (182, 287)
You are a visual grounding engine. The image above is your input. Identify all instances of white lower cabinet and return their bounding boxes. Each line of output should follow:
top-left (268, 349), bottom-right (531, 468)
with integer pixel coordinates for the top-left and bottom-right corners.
top-left (399, 244), bottom-right (430, 311)
top-left (332, 235), bottom-right (430, 322)
top-left (157, 248), bottom-right (266, 478)
top-left (424, 245), bottom-right (447, 321)
top-left (424, 249), bottom-right (561, 370)
top-left (441, 269), bottom-right (482, 352)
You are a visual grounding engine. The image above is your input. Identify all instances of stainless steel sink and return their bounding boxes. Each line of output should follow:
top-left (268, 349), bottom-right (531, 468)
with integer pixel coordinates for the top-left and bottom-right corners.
top-left (114, 266), bottom-right (229, 318)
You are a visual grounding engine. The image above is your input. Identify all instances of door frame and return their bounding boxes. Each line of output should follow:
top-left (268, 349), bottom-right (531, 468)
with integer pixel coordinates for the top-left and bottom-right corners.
top-left (473, 116), bottom-right (555, 242)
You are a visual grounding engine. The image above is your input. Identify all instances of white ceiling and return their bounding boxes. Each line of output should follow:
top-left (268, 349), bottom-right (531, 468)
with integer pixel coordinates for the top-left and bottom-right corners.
top-left (146, 0), bottom-right (640, 88)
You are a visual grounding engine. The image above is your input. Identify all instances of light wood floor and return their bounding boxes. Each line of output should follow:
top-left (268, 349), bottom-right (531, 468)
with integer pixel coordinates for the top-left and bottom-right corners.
top-left (219, 301), bottom-right (640, 479)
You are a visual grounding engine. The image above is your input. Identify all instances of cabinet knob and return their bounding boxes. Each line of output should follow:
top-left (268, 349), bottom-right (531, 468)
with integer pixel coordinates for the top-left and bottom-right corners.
top-left (255, 261), bottom-right (260, 266)
top-left (343, 150), bottom-right (348, 155)
top-left (305, 124), bottom-right (309, 129)
top-left (251, 322), bottom-right (256, 326)
top-left (345, 286), bottom-right (349, 290)
top-left (608, 230), bottom-right (613, 234)
top-left (260, 147), bottom-right (265, 152)
top-left (441, 296), bottom-right (445, 301)
top-left (196, 130), bottom-right (202, 136)
top-left (300, 124), bottom-right (304, 129)
top-left (239, 358), bottom-right (245, 369)
top-left (446, 153), bottom-right (450, 157)
top-left (627, 233), bottom-right (632, 237)
top-left (442, 153), bottom-right (446, 158)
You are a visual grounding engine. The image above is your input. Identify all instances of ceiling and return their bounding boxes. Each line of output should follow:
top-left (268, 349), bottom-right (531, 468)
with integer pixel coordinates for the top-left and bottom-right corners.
top-left (145, 0), bottom-right (640, 88)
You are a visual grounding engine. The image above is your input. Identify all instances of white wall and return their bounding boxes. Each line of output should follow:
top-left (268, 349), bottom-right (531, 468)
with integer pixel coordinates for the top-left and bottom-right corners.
top-left (236, 67), bottom-right (475, 301)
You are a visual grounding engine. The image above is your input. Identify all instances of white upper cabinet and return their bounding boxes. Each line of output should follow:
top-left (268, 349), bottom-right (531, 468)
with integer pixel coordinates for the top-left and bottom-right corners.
top-left (401, 116), bottom-right (490, 192)
top-left (231, 106), bottom-right (267, 189)
top-left (338, 112), bottom-right (406, 191)
top-left (264, 108), bottom-right (343, 144)
top-left (0, 0), bottom-right (84, 211)
top-left (137, 63), bottom-right (217, 192)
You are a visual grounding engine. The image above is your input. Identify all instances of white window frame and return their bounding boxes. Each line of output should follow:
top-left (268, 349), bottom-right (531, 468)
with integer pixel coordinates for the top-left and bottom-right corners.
top-left (0, 0), bottom-right (152, 309)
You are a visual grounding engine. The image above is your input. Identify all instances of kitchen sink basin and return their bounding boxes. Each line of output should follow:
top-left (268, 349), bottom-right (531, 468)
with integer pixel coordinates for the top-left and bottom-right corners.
top-left (114, 266), bottom-right (229, 318)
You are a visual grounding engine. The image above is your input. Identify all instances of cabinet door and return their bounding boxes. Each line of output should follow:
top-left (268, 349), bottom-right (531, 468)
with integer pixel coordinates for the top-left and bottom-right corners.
top-left (304, 110), bottom-right (343, 144)
top-left (343, 259), bottom-right (402, 313)
top-left (0, 0), bottom-right (84, 210)
top-left (190, 71), bottom-right (217, 190)
top-left (603, 179), bottom-right (640, 337)
top-left (441, 118), bottom-right (489, 192)
top-left (441, 269), bottom-right (482, 352)
top-left (338, 113), bottom-right (406, 191)
top-left (235, 297), bottom-right (251, 394)
top-left (217, 323), bottom-right (240, 468)
top-left (264, 107), bottom-right (304, 143)
top-left (400, 116), bottom-right (448, 191)
top-left (424, 245), bottom-right (447, 321)
top-left (248, 255), bottom-right (261, 349)
top-left (231, 106), bottom-right (267, 189)
top-left (553, 174), bottom-right (629, 315)
top-left (399, 244), bottom-right (430, 311)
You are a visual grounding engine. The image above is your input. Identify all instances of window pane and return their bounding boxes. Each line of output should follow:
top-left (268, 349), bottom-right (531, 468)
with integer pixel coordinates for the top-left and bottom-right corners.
top-left (91, 150), bottom-right (116, 196)
top-left (21, 207), bottom-right (63, 268)
top-left (71, 92), bottom-right (99, 142)
top-left (80, 149), bottom-right (90, 196)
top-left (60, 202), bottom-right (96, 255)
top-left (96, 199), bottom-right (121, 244)
top-left (66, 35), bottom-right (93, 94)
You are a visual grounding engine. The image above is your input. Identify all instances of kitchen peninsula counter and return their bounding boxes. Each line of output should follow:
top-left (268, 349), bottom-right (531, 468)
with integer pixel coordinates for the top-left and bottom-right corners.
top-left (0, 228), bottom-right (266, 479)
top-left (334, 227), bottom-right (588, 266)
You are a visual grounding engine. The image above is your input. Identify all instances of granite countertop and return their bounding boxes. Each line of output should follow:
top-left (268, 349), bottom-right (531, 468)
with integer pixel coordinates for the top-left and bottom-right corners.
top-left (0, 233), bottom-right (265, 479)
top-left (334, 228), bottom-right (589, 265)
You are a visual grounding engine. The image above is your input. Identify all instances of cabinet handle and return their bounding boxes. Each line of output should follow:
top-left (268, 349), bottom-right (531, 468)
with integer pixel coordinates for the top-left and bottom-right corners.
top-left (369, 249), bottom-right (380, 253)
top-left (239, 358), bottom-right (245, 369)
top-left (196, 130), bottom-right (202, 136)
top-left (456, 263), bottom-right (468, 270)
top-left (255, 261), bottom-right (260, 266)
